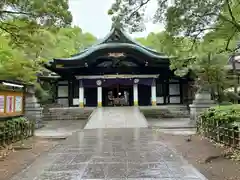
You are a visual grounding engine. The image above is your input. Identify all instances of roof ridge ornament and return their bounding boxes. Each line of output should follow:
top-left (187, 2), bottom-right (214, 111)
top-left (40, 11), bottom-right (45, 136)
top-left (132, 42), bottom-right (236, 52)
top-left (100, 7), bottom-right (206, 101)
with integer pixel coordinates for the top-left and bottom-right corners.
top-left (108, 52), bottom-right (125, 57)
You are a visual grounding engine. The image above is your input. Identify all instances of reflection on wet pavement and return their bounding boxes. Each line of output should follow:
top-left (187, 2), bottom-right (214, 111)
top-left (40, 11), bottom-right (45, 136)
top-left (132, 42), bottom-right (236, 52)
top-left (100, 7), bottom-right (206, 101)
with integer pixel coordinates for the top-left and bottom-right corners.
top-left (11, 128), bottom-right (207, 180)
top-left (35, 120), bottom-right (87, 138)
top-left (84, 107), bottom-right (148, 129)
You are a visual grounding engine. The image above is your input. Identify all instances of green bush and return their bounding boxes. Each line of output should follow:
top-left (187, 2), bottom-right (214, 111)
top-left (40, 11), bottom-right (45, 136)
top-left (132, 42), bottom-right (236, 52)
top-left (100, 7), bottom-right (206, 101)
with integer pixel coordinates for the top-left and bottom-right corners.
top-left (0, 117), bottom-right (34, 146)
top-left (219, 101), bottom-right (233, 106)
top-left (200, 105), bottom-right (240, 125)
top-left (198, 105), bottom-right (240, 147)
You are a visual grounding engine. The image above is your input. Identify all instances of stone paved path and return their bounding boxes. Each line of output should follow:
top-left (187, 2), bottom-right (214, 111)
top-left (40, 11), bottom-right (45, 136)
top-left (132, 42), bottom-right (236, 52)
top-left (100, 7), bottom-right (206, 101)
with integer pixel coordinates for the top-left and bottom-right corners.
top-left (84, 107), bottom-right (148, 129)
top-left (11, 128), bottom-right (207, 180)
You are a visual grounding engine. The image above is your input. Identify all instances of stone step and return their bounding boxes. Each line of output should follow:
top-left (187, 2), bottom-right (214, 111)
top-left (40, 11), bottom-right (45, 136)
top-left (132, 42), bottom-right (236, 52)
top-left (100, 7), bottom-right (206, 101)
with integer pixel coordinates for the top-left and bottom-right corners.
top-left (140, 106), bottom-right (190, 118)
top-left (43, 107), bottom-right (94, 121)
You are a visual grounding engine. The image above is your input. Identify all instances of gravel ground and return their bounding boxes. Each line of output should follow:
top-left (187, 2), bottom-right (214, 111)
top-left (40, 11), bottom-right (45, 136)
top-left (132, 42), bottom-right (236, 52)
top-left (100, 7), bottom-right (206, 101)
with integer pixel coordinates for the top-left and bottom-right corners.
top-left (0, 137), bottom-right (58, 180)
top-left (159, 133), bottom-right (240, 180)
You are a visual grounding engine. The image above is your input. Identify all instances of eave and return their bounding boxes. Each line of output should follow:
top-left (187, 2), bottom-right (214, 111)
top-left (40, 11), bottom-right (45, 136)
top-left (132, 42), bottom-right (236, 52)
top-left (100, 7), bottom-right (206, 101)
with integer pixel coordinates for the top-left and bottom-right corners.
top-left (53, 43), bottom-right (170, 62)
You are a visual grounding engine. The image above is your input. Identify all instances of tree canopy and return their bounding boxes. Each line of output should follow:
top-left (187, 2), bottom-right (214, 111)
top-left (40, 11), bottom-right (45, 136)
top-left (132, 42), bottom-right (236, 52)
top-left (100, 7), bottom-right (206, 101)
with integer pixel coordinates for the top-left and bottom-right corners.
top-left (0, 0), bottom-right (72, 45)
top-left (135, 30), bottom-right (233, 101)
top-left (125, 0), bottom-right (239, 101)
top-left (0, 1), bottom-right (99, 101)
top-left (109, 0), bottom-right (240, 52)
top-left (0, 0), bottom-right (97, 83)
top-left (0, 26), bottom-right (97, 82)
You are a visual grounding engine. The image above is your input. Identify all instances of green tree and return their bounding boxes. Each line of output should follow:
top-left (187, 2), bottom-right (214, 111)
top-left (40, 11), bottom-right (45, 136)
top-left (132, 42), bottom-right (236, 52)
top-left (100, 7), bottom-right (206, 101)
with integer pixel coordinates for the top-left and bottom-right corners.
top-left (0, 27), bottom-right (97, 83)
top-left (109, 0), bottom-right (240, 51)
top-left (0, 33), bottom-right (37, 82)
top-left (52, 27), bottom-right (97, 58)
top-left (0, 0), bottom-right (72, 45)
top-left (135, 30), bottom-right (233, 102)
top-left (110, 0), bottom-right (240, 102)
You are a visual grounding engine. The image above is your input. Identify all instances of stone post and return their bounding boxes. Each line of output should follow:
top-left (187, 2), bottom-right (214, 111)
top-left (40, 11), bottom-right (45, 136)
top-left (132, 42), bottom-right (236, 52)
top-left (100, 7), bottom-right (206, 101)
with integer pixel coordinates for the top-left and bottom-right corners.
top-left (189, 90), bottom-right (215, 126)
top-left (24, 85), bottom-right (43, 129)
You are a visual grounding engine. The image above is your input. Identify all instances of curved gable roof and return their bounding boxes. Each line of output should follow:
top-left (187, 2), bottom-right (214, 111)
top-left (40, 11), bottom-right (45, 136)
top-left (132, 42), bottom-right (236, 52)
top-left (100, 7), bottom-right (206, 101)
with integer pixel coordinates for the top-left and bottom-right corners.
top-left (115, 28), bottom-right (165, 56)
top-left (55, 43), bottom-right (169, 62)
top-left (54, 27), bottom-right (169, 61)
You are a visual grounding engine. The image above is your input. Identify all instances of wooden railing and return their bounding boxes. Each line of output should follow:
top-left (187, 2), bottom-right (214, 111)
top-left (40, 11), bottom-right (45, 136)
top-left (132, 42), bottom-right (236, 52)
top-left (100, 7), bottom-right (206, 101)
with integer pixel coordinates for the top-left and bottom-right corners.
top-left (197, 119), bottom-right (240, 150)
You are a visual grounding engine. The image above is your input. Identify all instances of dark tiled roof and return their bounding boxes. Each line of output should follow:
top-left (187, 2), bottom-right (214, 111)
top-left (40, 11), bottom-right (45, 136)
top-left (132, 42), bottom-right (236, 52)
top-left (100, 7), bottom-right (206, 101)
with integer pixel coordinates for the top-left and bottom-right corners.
top-left (52, 27), bottom-right (170, 62)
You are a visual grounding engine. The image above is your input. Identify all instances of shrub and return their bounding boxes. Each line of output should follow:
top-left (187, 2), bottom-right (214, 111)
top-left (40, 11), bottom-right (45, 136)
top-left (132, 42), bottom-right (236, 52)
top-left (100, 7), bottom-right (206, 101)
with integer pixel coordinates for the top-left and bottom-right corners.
top-left (198, 105), bottom-right (240, 148)
top-left (0, 117), bottom-right (34, 146)
top-left (200, 105), bottom-right (240, 125)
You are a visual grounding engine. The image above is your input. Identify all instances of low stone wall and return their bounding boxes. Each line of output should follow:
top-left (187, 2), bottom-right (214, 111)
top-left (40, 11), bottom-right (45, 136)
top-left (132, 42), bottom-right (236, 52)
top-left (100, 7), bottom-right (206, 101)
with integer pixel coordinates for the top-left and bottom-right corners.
top-left (140, 105), bottom-right (190, 119)
top-left (43, 107), bottom-right (94, 121)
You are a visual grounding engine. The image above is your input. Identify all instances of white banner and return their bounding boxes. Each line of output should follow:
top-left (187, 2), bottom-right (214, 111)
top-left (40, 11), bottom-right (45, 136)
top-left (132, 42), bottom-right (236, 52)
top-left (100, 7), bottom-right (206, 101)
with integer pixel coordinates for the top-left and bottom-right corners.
top-left (15, 96), bottom-right (22, 112)
top-left (0, 96), bottom-right (4, 112)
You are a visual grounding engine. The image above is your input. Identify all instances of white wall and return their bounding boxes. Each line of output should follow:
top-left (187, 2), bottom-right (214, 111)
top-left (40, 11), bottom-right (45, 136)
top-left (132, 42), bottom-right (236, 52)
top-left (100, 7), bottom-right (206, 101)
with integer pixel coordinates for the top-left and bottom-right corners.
top-left (169, 96), bottom-right (181, 103)
top-left (156, 97), bottom-right (164, 104)
top-left (57, 98), bottom-right (68, 107)
top-left (169, 83), bottom-right (181, 103)
top-left (58, 86), bottom-right (68, 97)
top-left (156, 81), bottom-right (181, 104)
top-left (169, 84), bottom-right (180, 95)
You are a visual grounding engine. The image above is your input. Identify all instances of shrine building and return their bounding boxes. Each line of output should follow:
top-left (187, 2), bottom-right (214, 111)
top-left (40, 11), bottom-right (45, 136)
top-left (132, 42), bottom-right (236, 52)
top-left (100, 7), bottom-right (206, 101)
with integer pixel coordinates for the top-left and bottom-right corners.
top-left (43, 27), bottom-right (194, 107)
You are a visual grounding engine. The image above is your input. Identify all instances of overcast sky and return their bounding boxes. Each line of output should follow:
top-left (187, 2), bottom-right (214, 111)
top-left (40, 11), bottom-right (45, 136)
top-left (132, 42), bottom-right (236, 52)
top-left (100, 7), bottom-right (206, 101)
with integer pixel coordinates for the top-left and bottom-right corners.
top-left (68, 0), bottom-right (164, 38)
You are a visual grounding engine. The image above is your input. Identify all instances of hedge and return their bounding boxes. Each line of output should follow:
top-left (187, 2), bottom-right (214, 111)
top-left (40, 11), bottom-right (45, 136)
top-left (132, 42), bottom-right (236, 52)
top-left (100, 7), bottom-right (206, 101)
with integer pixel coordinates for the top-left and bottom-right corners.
top-left (198, 105), bottom-right (240, 149)
top-left (0, 117), bottom-right (34, 146)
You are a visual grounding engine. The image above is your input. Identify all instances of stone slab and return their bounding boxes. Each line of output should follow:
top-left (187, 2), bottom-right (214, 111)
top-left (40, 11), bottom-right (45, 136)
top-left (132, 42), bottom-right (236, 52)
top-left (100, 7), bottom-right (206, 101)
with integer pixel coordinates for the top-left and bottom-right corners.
top-left (84, 107), bottom-right (148, 129)
top-left (10, 128), bottom-right (207, 180)
top-left (35, 120), bottom-right (87, 137)
top-left (147, 118), bottom-right (194, 128)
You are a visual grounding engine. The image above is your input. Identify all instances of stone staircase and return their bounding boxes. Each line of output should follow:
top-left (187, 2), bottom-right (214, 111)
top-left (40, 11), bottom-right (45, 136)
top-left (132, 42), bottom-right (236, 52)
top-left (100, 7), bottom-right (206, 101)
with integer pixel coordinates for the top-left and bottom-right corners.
top-left (42, 105), bottom-right (189, 121)
top-left (43, 107), bottom-right (94, 121)
top-left (139, 105), bottom-right (190, 119)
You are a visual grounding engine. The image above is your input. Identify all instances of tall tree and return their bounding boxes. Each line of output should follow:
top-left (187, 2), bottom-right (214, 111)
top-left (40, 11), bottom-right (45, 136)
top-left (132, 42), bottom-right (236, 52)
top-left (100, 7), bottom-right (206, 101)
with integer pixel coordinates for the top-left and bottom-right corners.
top-left (109, 0), bottom-right (240, 52)
top-left (135, 30), bottom-right (232, 101)
top-left (0, 0), bottom-right (72, 45)
top-left (0, 27), bottom-right (97, 83)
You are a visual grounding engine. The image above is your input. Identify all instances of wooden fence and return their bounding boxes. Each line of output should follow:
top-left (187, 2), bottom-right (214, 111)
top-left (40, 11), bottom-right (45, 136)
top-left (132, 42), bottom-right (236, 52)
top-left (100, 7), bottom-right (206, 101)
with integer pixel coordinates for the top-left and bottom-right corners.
top-left (197, 119), bottom-right (240, 150)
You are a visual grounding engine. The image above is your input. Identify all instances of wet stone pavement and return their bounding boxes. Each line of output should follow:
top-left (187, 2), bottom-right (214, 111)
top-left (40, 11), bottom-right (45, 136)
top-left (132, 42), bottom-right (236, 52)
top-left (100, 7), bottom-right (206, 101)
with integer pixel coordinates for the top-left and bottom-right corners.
top-left (11, 128), bottom-right (207, 180)
top-left (84, 107), bottom-right (148, 129)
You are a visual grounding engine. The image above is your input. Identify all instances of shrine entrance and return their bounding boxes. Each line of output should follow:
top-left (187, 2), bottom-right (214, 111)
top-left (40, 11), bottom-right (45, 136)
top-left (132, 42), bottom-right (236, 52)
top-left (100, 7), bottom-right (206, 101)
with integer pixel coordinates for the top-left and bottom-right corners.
top-left (43, 27), bottom-right (192, 108)
top-left (102, 84), bottom-right (133, 106)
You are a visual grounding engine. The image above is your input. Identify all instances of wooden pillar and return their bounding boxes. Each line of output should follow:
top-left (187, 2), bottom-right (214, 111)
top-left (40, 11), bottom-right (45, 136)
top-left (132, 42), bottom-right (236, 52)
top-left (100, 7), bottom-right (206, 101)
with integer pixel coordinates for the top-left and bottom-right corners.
top-left (151, 79), bottom-right (157, 106)
top-left (97, 80), bottom-right (102, 107)
top-left (97, 86), bottom-right (102, 107)
top-left (133, 82), bottom-right (138, 106)
top-left (79, 80), bottom-right (84, 108)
